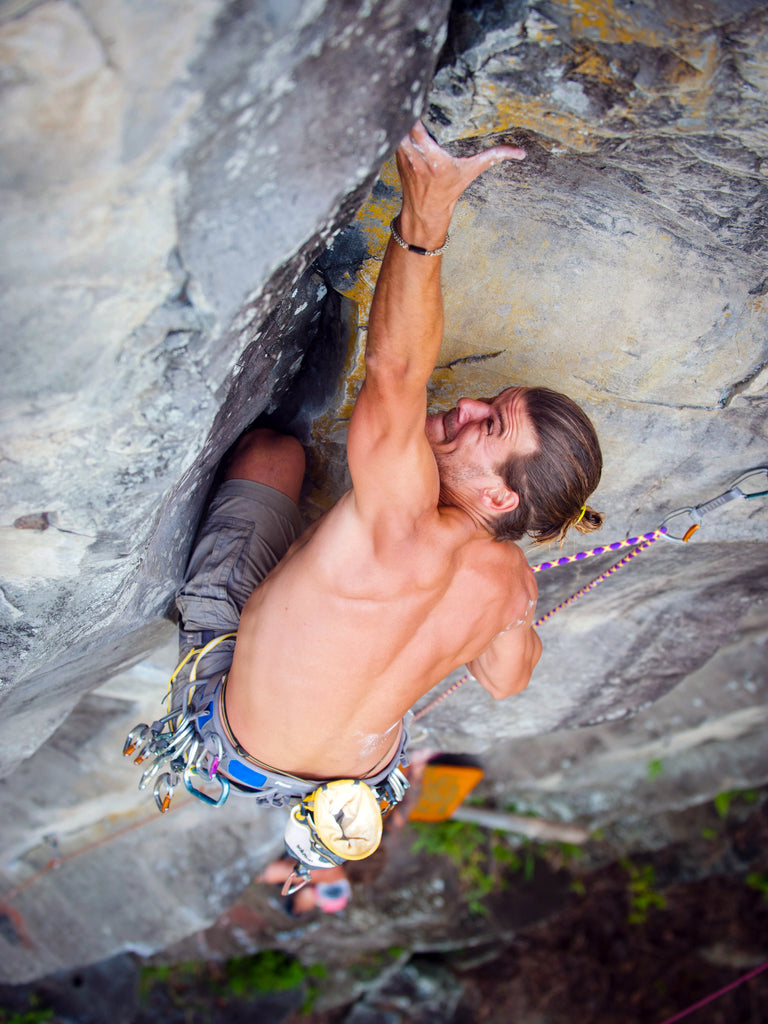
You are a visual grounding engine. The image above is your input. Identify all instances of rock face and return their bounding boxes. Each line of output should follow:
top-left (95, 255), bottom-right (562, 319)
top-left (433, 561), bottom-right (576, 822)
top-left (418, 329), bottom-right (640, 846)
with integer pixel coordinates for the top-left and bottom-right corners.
top-left (0, 0), bottom-right (451, 770)
top-left (1, 0), bottom-right (767, 984)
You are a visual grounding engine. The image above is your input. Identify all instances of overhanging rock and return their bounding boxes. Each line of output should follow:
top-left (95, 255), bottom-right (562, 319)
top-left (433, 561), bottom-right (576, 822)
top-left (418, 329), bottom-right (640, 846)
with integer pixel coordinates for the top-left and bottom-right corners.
top-left (0, 0), bottom-right (451, 774)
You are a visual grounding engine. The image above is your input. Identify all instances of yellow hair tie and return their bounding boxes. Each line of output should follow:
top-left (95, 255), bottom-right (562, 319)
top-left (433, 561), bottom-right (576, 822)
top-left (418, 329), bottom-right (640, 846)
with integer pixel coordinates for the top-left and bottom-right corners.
top-left (576, 505), bottom-right (587, 524)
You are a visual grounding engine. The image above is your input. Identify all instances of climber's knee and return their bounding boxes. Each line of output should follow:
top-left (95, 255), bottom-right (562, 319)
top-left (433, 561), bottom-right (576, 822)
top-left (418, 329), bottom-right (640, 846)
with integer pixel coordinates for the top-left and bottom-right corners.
top-left (225, 428), bottom-right (306, 503)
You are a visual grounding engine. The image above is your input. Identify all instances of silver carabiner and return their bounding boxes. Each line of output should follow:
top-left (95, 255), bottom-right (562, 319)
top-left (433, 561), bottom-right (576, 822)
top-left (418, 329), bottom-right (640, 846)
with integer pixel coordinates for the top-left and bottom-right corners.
top-left (138, 758), bottom-right (163, 790)
top-left (182, 738), bottom-right (200, 767)
top-left (729, 466), bottom-right (768, 498)
top-left (123, 724), bottom-right (150, 759)
top-left (660, 466), bottom-right (768, 543)
top-left (154, 772), bottom-right (179, 814)
top-left (659, 506), bottom-right (698, 543)
top-left (690, 466), bottom-right (768, 521)
top-left (163, 723), bottom-right (197, 757)
top-left (281, 863), bottom-right (313, 896)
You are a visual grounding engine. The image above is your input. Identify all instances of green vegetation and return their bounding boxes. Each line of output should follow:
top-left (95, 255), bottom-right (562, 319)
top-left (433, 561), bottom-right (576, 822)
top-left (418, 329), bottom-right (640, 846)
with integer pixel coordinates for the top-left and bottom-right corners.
top-left (139, 961), bottom-right (198, 1002)
top-left (219, 951), bottom-right (323, 996)
top-left (647, 758), bottom-right (664, 781)
top-left (411, 820), bottom-right (497, 914)
top-left (349, 946), bottom-right (408, 983)
top-left (714, 790), bottom-right (734, 818)
top-left (746, 871), bottom-right (768, 902)
top-left (219, 952), bottom-right (327, 1013)
top-left (140, 950), bottom-right (327, 1014)
top-left (620, 858), bottom-right (666, 925)
top-left (0, 1003), bottom-right (53, 1024)
top-left (411, 820), bottom-right (589, 915)
top-left (713, 787), bottom-right (759, 819)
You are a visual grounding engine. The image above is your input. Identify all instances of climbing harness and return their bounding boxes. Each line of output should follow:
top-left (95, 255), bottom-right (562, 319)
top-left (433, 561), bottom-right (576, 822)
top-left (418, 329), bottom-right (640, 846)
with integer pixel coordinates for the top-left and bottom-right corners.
top-left (123, 632), bottom-right (410, 882)
top-left (414, 467), bottom-right (768, 721)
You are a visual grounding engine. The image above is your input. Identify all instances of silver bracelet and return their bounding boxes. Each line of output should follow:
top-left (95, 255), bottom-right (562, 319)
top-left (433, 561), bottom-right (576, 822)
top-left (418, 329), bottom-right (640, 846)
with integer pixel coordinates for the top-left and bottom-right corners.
top-left (390, 217), bottom-right (449, 256)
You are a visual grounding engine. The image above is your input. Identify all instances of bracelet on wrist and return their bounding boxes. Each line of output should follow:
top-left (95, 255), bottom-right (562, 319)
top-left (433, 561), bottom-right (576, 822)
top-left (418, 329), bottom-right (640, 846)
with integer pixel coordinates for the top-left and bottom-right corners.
top-left (390, 217), bottom-right (449, 257)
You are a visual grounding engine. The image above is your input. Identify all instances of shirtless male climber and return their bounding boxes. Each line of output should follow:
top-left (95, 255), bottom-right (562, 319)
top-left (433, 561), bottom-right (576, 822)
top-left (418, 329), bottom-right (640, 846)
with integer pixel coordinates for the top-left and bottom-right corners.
top-left (128, 122), bottom-right (602, 884)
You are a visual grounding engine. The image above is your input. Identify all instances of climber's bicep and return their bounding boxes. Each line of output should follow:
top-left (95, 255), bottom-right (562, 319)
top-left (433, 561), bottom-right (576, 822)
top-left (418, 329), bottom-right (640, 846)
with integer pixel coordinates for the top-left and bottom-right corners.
top-left (347, 376), bottom-right (440, 529)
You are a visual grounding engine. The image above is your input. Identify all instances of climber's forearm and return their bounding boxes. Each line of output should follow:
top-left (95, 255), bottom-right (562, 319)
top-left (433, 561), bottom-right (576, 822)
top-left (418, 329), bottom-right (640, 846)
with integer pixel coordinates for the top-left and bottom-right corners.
top-left (467, 626), bottom-right (542, 700)
top-left (365, 220), bottom-right (447, 398)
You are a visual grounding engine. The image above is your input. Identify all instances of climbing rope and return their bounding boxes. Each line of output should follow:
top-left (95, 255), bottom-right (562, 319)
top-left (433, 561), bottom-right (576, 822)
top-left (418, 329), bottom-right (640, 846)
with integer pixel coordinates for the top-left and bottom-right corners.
top-left (532, 529), bottom-right (665, 627)
top-left (531, 529), bottom-right (666, 573)
top-left (413, 530), bottom-right (663, 721)
top-left (414, 466), bottom-right (768, 722)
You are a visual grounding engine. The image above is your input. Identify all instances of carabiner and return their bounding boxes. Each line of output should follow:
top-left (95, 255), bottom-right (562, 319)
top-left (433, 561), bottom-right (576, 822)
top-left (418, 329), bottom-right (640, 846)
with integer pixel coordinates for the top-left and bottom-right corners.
top-left (690, 466), bottom-right (768, 520)
top-left (157, 722), bottom-right (197, 761)
top-left (183, 766), bottom-right (229, 807)
top-left (729, 466), bottom-right (768, 499)
top-left (154, 772), bottom-right (179, 814)
top-left (123, 724), bottom-right (150, 759)
top-left (660, 466), bottom-right (768, 542)
top-left (659, 507), bottom-right (699, 544)
top-left (138, 758), bottom-right (163, 790)
top-left (281, 864), bottom-right (313, 896)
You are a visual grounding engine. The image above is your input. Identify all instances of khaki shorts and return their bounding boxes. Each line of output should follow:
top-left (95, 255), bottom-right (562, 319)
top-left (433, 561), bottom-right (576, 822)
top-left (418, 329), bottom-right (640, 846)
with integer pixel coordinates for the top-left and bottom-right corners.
top-left (176, 478), bottom-right (303, 645)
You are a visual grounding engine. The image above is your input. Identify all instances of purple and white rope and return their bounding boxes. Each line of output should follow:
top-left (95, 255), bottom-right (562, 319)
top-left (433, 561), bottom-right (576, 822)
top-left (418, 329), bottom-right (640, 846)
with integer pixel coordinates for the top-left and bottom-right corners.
top-left (531, 529), bottom-right (666, 573)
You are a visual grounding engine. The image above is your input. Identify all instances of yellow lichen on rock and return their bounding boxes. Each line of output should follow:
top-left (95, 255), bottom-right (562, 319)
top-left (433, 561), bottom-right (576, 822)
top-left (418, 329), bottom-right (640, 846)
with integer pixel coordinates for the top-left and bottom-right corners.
top-left (335, 156), bottom-right (401, 321)
top-left (560, 0), bottom-right (664, 47)
top-left (450, 82), bottom-right (601, 154)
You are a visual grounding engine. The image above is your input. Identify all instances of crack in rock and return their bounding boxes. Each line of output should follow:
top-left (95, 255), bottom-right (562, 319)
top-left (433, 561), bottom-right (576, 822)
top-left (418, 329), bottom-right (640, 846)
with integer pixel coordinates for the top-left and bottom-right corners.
top-left (718, 357), bottom-right (768, 408)
top-left (437, 350), bottom-right (505, 370)
top-left (574, 377), bottom-right (722, 411)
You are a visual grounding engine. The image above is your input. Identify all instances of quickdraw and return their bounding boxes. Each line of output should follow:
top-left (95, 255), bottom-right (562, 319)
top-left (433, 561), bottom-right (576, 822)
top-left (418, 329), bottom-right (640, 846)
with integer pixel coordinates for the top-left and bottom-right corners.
top-left (122, 632), bottom-right (237, 814)
top-left (659, 466), bottom-right (768, 543)
top-left (414, 466), bottom-right (768, 721)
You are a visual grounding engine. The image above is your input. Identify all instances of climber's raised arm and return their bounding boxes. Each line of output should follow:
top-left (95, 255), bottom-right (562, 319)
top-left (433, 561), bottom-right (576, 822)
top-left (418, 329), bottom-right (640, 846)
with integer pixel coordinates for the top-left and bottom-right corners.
top-left (347, 123), bottom-right (525, 529)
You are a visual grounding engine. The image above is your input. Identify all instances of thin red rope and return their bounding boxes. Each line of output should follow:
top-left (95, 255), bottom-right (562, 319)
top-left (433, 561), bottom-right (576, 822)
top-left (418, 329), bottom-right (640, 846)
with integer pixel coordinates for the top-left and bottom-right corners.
top-left (657, 958), bottom-right (768, 1024)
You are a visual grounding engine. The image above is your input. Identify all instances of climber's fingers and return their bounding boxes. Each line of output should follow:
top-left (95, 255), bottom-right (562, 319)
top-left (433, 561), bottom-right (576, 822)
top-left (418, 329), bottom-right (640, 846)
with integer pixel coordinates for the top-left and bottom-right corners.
top-left (396, 121), bottom-right (524, 215)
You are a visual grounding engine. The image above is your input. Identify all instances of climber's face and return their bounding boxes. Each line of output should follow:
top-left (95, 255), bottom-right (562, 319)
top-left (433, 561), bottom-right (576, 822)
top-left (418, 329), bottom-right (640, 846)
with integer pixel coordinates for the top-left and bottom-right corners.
top-left (425, 387), bottom-right (538, 515)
